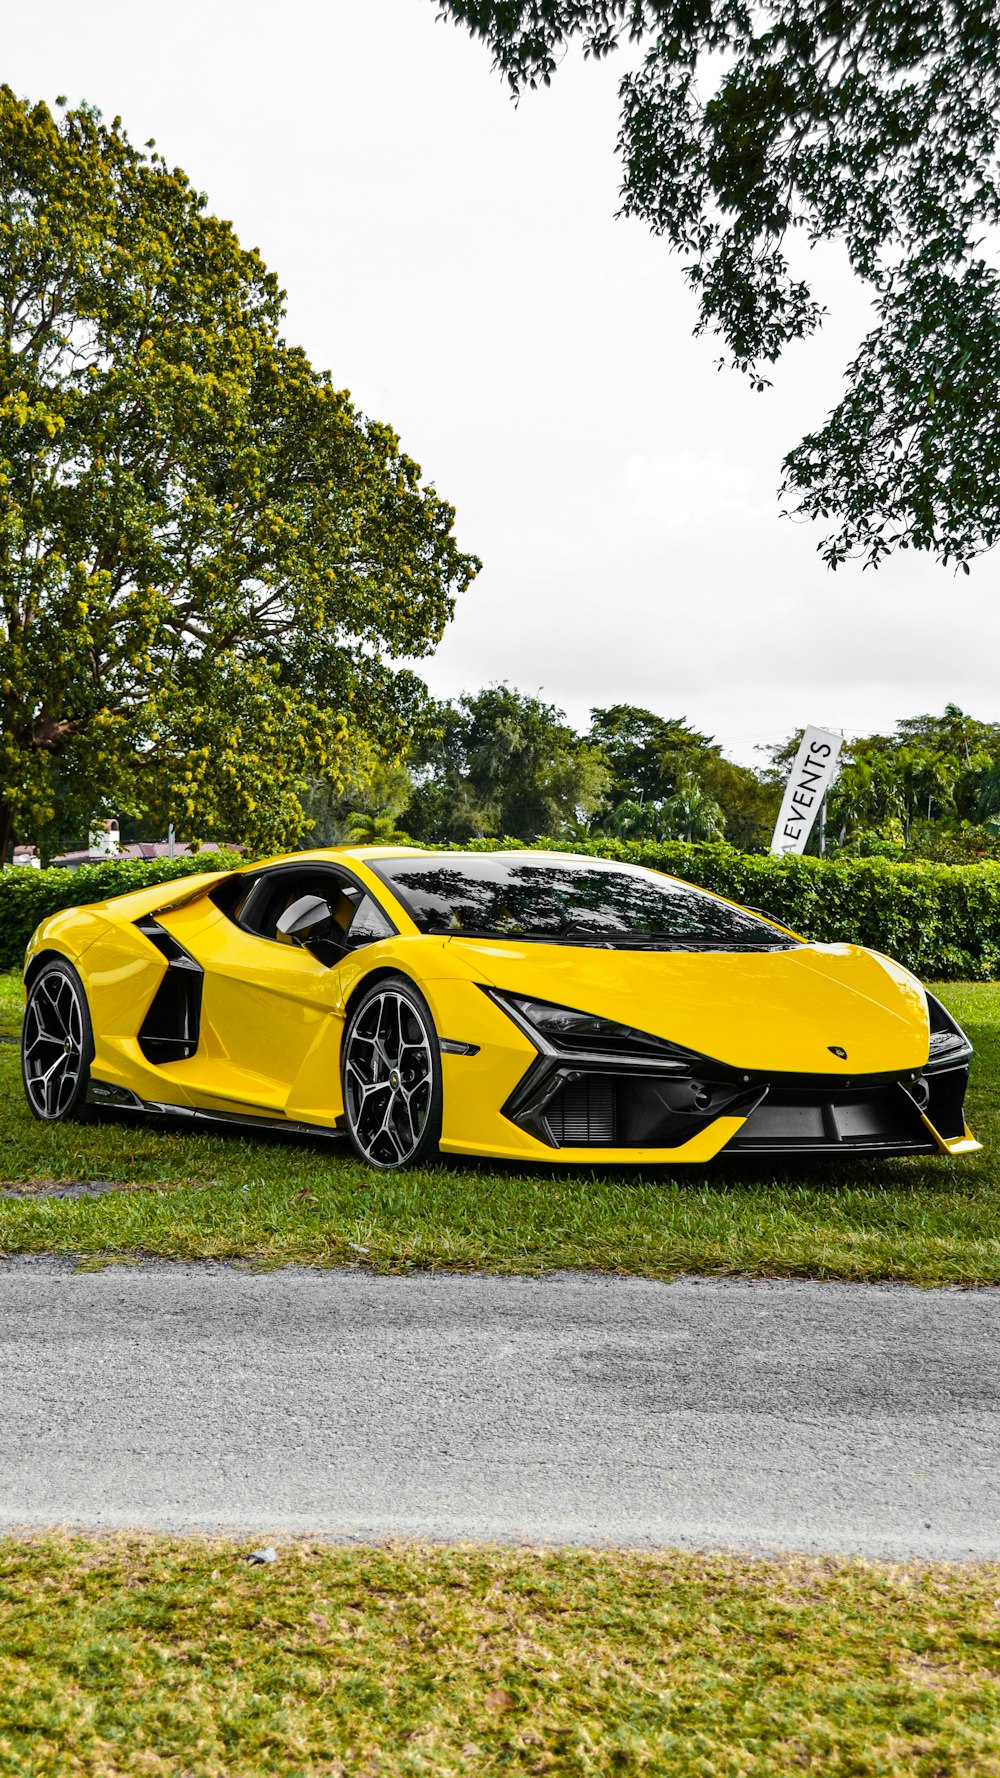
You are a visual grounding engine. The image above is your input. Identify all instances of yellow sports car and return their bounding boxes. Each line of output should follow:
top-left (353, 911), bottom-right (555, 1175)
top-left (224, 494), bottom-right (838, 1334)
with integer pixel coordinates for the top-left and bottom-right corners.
top-left (21, 847), bottom-right (978, 1168)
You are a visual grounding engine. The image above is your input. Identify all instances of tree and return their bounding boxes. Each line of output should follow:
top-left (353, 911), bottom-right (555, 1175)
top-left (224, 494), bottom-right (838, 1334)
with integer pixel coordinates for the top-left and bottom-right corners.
top-left (696, 754), bottom-right (780, 851)
top-left (299, 753), bottom-right (415, 847)
top-left (588, 705), bottom-right (714, 809)
top-left (437, 2), bottom-right (1000, 567)
top-left (342, 809), bottom-right (414, 845)
top-left (658, 777), bottom-right (726, 843)
top-left (598, 794), bottom-right (664, 840)
top-left (406, 684), bottom-right (609, 842)
top-left (977, 760), bottom-right (1000, 823)
top-left (827, 752), bottom-right (906, 842)
top-left (590, 704), bottom-right (776, 847)
top-left (893, 703), bottom-right (1000, 763)
top-left (0, 92), bottom-right (478, 860)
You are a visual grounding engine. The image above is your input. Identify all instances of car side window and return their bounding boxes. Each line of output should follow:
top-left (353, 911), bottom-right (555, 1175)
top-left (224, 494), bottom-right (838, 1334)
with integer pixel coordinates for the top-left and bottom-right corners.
top-left (344, 892), bottom-right (394, 949)
top-left (212, 867), bottom-right (395, 953)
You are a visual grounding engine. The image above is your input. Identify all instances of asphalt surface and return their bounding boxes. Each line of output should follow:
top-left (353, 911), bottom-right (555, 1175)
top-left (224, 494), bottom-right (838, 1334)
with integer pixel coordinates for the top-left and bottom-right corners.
top-left (1, 1259), bottom-right (997, 1558)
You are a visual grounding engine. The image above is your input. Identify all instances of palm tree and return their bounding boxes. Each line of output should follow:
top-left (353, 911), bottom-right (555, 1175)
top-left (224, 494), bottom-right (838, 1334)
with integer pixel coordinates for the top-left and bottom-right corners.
top-left (658, 779), bottom-right (726, 843)
top-left (976, 760), bottom-right (1000, 824)
top-left (343, 810), bottom-right (413, 846)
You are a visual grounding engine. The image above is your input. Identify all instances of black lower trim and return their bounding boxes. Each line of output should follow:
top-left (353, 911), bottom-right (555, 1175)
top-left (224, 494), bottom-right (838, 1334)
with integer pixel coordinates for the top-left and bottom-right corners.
top-left (86, 1080), bottom-right (341, 1143)
top-left (727, 1078), bottom-right (936, 1154)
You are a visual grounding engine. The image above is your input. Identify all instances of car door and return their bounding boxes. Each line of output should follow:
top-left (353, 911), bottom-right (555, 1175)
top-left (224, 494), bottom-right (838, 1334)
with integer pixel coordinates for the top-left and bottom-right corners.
top-left (154, 862), bottom-right (392, 1120)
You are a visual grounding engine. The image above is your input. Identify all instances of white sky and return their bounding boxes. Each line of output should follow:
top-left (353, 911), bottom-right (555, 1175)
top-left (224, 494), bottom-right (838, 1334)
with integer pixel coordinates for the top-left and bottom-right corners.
top-left (4, 0), bottom-right (998, 764)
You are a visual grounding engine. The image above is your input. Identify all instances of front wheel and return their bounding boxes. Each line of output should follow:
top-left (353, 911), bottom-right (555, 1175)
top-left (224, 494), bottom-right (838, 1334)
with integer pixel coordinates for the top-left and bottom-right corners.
top-left (341, 976), bottom-right (442, 1169)
top-left (22, 958), bottom-right (95, 1122)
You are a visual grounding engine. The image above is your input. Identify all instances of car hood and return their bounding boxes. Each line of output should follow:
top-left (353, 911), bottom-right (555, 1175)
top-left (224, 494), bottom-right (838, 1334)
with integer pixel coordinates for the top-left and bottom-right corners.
top-left (447, 938), bottom-right (929, 1075)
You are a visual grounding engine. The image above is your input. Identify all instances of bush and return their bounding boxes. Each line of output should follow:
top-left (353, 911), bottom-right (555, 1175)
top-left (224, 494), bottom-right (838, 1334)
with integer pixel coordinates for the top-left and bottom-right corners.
top-left (0, 853), bottom-right (241, 972)
top-left (3, 838), bottom-right (1000, 981)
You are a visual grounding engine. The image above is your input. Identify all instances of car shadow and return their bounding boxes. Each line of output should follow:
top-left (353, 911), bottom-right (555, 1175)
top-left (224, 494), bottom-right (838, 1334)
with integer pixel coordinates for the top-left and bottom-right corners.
top-left (85, 1106), bottom-right (970, 1196)
top-left (434, 1148), bottom-right (964, 1195)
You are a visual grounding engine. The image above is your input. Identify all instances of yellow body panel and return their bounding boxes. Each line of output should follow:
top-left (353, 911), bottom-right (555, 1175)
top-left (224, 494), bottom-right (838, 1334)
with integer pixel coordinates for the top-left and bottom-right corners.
top-left (22, 846), bottom-right (976, 1163)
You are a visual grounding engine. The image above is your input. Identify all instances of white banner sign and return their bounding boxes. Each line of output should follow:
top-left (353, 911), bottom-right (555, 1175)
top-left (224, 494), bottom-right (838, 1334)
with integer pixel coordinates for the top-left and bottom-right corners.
top-left (770, 726), bottom-right (843, 856)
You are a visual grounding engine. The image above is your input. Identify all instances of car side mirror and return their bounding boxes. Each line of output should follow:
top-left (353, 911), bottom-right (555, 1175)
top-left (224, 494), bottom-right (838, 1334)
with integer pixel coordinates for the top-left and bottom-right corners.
top-left (276, 894), bottom-right (336, 945)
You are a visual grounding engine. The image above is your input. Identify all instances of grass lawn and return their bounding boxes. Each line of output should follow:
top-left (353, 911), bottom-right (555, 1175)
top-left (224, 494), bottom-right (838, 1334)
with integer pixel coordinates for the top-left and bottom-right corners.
top-left (0, 971), bottom-right (998, 1283)
top-left (0, 1535), bottom-right (997, 1776)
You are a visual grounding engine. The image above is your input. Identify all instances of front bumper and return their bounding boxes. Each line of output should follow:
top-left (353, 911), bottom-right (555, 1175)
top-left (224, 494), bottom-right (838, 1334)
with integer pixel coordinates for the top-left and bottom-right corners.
top-left (498, 1049), bottom-right (978, 1161)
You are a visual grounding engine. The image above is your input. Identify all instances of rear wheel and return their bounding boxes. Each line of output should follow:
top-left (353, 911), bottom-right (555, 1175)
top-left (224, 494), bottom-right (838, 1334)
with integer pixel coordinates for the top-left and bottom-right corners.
top-left (341, 976), bottom-right (442, 1169)
top-left (22, 959), bottom-right (94, 1122)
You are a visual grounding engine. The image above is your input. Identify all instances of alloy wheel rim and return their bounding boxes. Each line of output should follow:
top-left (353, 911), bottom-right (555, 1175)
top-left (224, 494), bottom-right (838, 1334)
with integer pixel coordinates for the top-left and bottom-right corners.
top-left (344, 990), bottom-right (434, 1166)
top-left (23, 972), bottom-right (85, 1119)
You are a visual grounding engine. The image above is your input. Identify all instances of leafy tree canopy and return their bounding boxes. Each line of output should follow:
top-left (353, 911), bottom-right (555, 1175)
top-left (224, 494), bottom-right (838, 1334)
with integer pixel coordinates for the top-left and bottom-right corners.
top-left (588, 704), bottom-right (714, 806)
top-left (406, 684), bottom-right (609, 842)
top-left (300, 755), bottom-right (415, 848)
top-left (437, 1), bottom-right (1000, 568)
top-left (891, 703), bottom-right (1000, 761)
top-left (588, 703), bottom-right (776, 846)
top-left (0, 91), bottom-right (478, 859)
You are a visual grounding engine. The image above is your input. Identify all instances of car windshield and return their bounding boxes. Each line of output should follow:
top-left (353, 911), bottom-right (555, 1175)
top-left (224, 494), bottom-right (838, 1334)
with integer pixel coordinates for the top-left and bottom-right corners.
top-left (370, 855), bottom-right (796, 949)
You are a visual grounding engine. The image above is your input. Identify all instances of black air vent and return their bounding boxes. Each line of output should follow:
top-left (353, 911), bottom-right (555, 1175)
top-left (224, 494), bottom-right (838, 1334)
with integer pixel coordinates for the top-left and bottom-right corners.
top-left (546, 1076), bottom-right (616, 1145)
top-left (135, 919), bottom-right (204, 1064)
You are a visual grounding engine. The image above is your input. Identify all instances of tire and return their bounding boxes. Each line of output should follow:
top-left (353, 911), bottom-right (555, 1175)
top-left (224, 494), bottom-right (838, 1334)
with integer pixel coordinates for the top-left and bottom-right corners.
top-left (21, 958), bottom-right (95, 1123)
top-left (341, 974), bottom-right (442, 1169)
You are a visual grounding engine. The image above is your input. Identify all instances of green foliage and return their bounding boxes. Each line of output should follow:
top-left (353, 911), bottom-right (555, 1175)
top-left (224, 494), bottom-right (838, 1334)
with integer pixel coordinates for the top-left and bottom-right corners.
top-left (0, 91), bottom-right (478, 860)
top-left (903, 819), bottom-right (1000, 864)
top-left (657, 776), bottom-right (726, 842)
top-left (895, 704), bottom-right (1000, 758)
top-left (0, 853), bottom-right (240, 970)
top-left (342, 810), bottom-right (413, 845)
top-left (977, 759), bottom-right (1000, 823)
top-left (588, 705), bottom-right (713, 806)
top-left (598, 781), bottom-right (725, 842)
top-left (697, 752), bottom-right (780, 850)
top-left (788, 259), bottom-right (1000, 568)
top-left (406, 684), bottom-right (608, 842)
top-left (828, 752), bottom-right (908, 839)
top-left (299, 758), bottom-right (415, 848)
top-left (438, 1), bottom-right (1000, 566)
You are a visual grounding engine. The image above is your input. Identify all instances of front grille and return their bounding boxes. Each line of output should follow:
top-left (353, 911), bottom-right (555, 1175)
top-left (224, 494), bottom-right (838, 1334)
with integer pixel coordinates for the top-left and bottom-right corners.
top-left (729, 1082), bottom-right (927, 1152)
top-left (545, 1076), bottom-right (616, 1145)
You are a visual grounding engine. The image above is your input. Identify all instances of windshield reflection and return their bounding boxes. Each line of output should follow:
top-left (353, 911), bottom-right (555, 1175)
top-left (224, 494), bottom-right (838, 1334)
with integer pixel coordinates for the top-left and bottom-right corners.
top-left (371, 856), bottom-right (795, 950)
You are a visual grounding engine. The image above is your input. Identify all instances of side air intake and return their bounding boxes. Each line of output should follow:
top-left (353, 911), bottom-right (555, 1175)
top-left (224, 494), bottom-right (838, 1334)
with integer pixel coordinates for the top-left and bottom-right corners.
top-left (135, 919), bottom-right (203, 1064)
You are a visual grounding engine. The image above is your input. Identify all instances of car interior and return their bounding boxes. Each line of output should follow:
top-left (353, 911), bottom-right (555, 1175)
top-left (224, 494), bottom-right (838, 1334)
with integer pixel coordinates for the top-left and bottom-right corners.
top-left (211, 867), bottom-right (394, 964)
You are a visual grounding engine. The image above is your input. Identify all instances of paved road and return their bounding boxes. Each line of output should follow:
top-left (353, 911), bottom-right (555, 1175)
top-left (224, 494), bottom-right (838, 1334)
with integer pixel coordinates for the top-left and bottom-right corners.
top-left (1, 1259), bottom-right (997, 1558)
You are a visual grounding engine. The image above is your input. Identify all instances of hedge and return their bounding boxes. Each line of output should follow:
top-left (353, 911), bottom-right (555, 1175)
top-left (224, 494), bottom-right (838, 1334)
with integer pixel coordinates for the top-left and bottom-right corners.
top-left (2, 839), bottom-right (1000, 981)
top-left (0, 853), bottom-right (241, 972)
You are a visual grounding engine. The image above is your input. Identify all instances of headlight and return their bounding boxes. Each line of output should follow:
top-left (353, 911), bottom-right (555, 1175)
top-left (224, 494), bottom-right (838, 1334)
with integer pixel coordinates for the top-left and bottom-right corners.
top-left (490, 991), bottom-right (697, 1065)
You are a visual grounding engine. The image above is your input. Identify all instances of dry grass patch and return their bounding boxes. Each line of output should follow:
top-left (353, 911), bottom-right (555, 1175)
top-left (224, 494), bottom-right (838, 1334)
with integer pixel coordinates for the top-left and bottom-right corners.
top-left (0, 1536), bottom-right (998, 1774)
